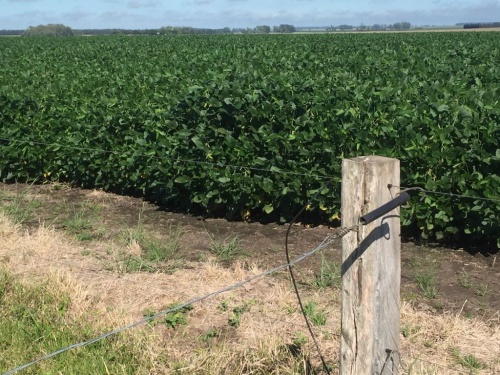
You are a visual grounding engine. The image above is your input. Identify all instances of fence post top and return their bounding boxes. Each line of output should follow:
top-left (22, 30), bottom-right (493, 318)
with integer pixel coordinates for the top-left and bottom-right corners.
top-left (348, 155), bottom-right (399, 163)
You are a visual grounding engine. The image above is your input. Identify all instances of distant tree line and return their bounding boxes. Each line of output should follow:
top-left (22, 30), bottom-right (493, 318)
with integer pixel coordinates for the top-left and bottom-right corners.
top-left (0, 29), bottom-right (23, 36)
top-left (24, 24), bottom-right (73, 36)
top-left (9, 23), bottom-right (298, 37)
top-left (463, 22), bottom-right (500, 29)
top-left (160, 24), bottom-right (295, 34)
top-left (328, 22), bottom-right (411, 32)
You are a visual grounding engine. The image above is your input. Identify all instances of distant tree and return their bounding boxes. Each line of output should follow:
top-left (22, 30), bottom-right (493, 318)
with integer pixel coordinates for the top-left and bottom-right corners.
top-left (338, 24), bottom-right (354, 31)
top-left (273, 24), bottom-right (296, 33)
top-left (392, 22), bottom-right (411, 30)
top-left (463, 22), bottom-right (500, 29)
top-left (0, 29), bottom-right (23, 36)
top-left (24, 24), bottom-right (73, 36)
top-left (372, 24), bottom-right (387, 31)
top-left (254, 25), bottom-right (271, 34)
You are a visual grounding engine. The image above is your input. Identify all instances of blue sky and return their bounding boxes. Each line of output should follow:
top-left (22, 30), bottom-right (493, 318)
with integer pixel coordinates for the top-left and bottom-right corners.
top-left (1, 0), bottom-right (499, 30)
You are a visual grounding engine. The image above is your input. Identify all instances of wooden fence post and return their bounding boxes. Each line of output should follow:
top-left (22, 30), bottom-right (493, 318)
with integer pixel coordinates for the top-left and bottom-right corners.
top-left (340, 156), bottom-right (401, 375)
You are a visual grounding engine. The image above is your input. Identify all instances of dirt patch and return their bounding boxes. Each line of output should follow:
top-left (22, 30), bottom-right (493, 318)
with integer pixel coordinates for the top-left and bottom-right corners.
top-left (1, 182), bottom-right (498, 317)
top-left (1, 182), bottom-right (499, 374)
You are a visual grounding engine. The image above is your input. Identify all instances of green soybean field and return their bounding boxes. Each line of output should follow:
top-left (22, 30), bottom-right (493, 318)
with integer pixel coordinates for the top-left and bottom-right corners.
top-left (1, 32), bottom-right (499, 248)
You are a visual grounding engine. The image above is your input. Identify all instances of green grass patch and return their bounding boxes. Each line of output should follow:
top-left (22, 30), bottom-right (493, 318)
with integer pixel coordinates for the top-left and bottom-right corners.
top-left (451, 347), bottom-right (485, 373)
top-left (0, 188), bottom-right (41, 225)
top-left (59, 201), bottom-right (105, 241)
top-left (458, 269), bottom-right (473, 289)
top-left (209, 235), bottom-right (240, 261)
top-left (415, 271), bottom-right (439, 299)
top-left (311, 255), bottom-right (341, 290)
top-left (0, 268), bottom-right (149, 374)
top-left (111, 209), bottom-right (184, 273)
top-left (303, 302), bottom-right (327, 327)
top-left (164, 304), bottom-right (193, 330)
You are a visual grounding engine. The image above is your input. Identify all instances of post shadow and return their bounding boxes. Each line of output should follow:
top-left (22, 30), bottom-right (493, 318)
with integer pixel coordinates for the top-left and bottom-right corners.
top-left (341, 221), bottom-right (390, 276)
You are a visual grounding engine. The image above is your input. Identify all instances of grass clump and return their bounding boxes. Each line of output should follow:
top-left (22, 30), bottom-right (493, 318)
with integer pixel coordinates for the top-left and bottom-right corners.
top-left (60, 201), bottom-right (105, 241)
top-left (209, 235), bottom-right (240, 261)
top-left (0, 268), bottom-right (149, 374)
top-left (312, 255), bottom-right (341, 289)
top-left (458, 268), bottom-right (473, 289)
top-left (415, 271), bottom-right (439, 299)
top-left (113, 211), bottom-right (184, 272)
top-left (475, 283), bottom-right (490, 297)
top-left (451, 347), bottom-right (485, 373)
top-left (0, 188), bottom-right (41, 225)
top-left (458, 269), bottom-right (490, 296)
top-left (303, 302), bottom-right (327, 327)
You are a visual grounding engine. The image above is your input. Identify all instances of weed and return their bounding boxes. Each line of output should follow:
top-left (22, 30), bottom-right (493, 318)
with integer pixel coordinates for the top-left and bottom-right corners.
top-left (401, 324), bottom-right (420, 338)
top-left (125, 210), bottom-right (182, 263)
top-left (144, 224), bottom-right (182, 262)
top-left (464, 312), bottom-right (474, 319)
top-left (423, 340), bottom-right (433, 348)
top-left (209, 235), bottom-right (240, 261)
top-left (0, 189), bottom-right (41, 224)
top-left (292, 332), bottom-right (308, 347)
top-left (164, 304), bottom-right (193, 330)
top-left (458, 269), bottom-right (490, 296)
top-left (401, 290), bottom-right (420, 302)
top-left (200, 328), bottom-right (219, 342)
top-left (165, 223), bottom-right (183, 256)
top-left (65, 210), bottom-right (92, 232)
top-left (218, 300), bottom-right (229, 311)
top-left (303, 302), bottom-right (327, 326)
top-left (269, 246), bottom-right (282, 254)
top-left (284, 305), bottom-right (297, 314)
top-left (407, 256), bottom-right (422, 268)
top-left (143, 307), bottom-right (158, 327)
top-left (458, 269), bottom-right (473, 289)
top-left (122, 255), bottom-right (155, 273)
top-left (475, 283), bottom-right (490, 296)
top-left (312, 255), bottom-right (341, 289)
top-left (415, 271), bottom-right (438, 299)
top-left (118, 210), bottom-right (183, 272)
top-left (228, 302), bottom-right (251, 328)
top-left (451, 347), bottom-right (485, 373)
top-left (61, 202), bottom-right (104, 241)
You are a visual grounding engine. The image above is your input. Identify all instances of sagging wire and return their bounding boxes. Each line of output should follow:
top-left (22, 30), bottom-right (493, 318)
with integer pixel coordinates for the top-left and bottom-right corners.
top-left (388, 184), bottom-right (500, 204)
top-left (2, 236), bottom-right (334, 375)
top-left (285, 180), bottom-right (334, 375)
top-left (284, 183), bottom-right (408, 373)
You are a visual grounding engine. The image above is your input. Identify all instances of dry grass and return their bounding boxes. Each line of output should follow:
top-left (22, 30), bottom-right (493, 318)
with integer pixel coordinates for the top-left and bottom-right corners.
top-left (0, 212), bottom-right (498, 374)
top-left (400, 302), bottom-right (500, 374)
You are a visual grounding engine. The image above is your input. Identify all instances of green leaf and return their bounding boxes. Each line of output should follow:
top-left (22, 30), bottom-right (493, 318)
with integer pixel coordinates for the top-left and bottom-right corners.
top-left (437, 104), bottom-right (449, 112)
top-left (174, 176), bottom-right (190, 183)
top-left (191, 136), bottom-right (205, 151)
top-left (263, 204), bottom-right (274, 214)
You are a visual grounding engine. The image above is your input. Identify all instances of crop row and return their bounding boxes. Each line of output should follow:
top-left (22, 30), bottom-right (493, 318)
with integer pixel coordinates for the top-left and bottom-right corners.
top-left (1, 33), bottom-right (499, 248)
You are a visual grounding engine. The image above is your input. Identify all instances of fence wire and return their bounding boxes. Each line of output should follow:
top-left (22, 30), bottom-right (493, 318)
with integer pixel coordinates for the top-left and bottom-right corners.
top-left (1, 231), bottom-right (344, 375)
top-left (394, 185), bottom-right (500, 204)
top-left (0, 137), bottom-right (334, 180)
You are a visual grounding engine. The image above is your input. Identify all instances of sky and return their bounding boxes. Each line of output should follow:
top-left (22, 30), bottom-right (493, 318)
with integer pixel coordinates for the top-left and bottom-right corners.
top-left (1, 0), bottom-right (499, 30)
